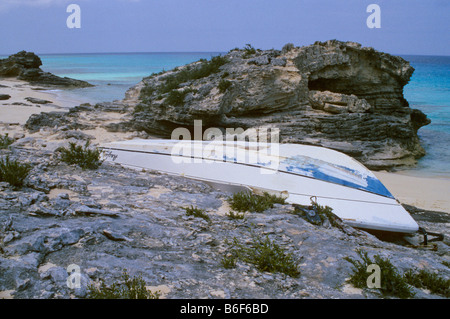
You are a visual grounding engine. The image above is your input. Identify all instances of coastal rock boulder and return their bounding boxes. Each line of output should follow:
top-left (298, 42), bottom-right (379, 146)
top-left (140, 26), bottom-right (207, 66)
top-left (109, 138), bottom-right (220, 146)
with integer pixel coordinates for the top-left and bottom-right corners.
top-left (0, 51), bottom-right (93, 88)
top-left (127, 40), bottom-right (430, 170)
top-left (0, 51), bottom-right (42, 76)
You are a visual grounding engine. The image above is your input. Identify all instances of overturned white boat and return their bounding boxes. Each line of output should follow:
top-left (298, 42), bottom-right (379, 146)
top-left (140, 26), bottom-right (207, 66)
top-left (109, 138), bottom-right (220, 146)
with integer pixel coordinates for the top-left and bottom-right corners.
top-left (101, 139), bottom-right (419, 234)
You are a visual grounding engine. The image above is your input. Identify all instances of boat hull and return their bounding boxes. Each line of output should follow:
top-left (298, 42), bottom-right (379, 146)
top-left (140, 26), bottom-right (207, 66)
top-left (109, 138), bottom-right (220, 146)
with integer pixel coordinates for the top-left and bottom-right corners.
top-left (101, 139), bottom-right (419, 234)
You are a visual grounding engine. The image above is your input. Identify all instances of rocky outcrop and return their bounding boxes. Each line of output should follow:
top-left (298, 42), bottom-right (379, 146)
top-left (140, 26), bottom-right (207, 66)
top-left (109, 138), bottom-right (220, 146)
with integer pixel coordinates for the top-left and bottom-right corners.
top-left (24, 102), bottom-right (133, 133)
top-left (24, 97), bottom-right (53, 105)
top-left (0, 51), bottom-right (93, 88)
top-left (4, 43), bottom-right (448, 301)
top-left (0, 145), bottom-right (448, 299)
top-left (127, 40), bottom-right (430, 170)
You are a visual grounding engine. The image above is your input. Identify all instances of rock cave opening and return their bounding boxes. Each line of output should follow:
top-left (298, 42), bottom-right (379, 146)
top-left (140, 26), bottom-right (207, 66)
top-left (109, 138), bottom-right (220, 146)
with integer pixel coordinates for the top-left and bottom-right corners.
top-left (308, 76), bottom-right (359, 96)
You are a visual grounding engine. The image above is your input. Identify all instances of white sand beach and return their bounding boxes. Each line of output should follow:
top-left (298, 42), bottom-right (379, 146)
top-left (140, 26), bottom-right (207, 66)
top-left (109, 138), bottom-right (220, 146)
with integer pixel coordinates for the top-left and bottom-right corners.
top-left (0, 78), bottom-right (133, 144)
top-left (375, 171), bottom-right (450, 213)
top-left (0, 78), bottom-right (80, 124)
top-left (1, 77), bottom-right (449, 214)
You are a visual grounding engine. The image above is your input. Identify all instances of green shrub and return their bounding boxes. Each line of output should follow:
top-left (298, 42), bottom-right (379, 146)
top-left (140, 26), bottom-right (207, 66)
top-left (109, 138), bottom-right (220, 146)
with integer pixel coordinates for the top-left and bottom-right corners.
top-left (165, 88), bottom-right (197, 106)
top-left (87, 269), bottom-right (160, 299)
top-left (404, 269), bottom-right (450, 298)
top-left (165, 90), bottom-right (187, 106)
top-left (0, 133), bottom-right (14, 149)
top-left (223, 234), bottom-right (300, 278)
top-left (193, 55), bottom-right (228, 79)
top-left (158, 55), bottom-right (228, 94)
top-left (0, 156), bottom-right (30, 188)
top-left (133, 102), bottom-right (148, 113)
top-left (282, 43), bottom-right (295, 53)
top-left (220, 253), bottom-right (237, 269)
top-left (56, 141), bottom-right (103, 170)
top-left (344, 250), bottom-right (415, 298)
top-left (345, 250), bottom-right (450, 298)
top-left (185, 205), bottom-right (210, 222)
top-left (139, 84), bottom-right (156, 100)
top-left (243, 44), bottom-right (257, 58)
top-left (228, 191), bottom-right (286, 213)
top-left (138, 56), bottom-right (228, 107)
top-left (218, 79), bottom-right (232, 93)
top-left (226, 211), bottom-right (246, 220)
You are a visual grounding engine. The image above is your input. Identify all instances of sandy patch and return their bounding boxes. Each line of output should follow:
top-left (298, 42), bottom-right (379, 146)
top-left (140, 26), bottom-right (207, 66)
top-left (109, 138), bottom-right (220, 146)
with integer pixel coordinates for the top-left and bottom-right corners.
top-left (148, 185), bottom-right (172, 199)
top-left (375, 171), bottom-right (450, 213)
top-left (0, 78), bottom-right (82, 125)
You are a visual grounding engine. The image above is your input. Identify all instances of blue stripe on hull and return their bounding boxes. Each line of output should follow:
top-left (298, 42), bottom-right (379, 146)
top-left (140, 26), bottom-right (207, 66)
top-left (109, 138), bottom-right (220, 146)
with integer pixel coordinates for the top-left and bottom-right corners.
top-left (281, 156), bottom-right (394, 199)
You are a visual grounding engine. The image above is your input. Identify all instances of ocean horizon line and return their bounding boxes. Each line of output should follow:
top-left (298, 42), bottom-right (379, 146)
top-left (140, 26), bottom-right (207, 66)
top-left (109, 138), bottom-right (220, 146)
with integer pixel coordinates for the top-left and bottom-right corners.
top-left (1, 51), bottom-right (450, 58)
top-left (0, 51), bottom-right (226, 57)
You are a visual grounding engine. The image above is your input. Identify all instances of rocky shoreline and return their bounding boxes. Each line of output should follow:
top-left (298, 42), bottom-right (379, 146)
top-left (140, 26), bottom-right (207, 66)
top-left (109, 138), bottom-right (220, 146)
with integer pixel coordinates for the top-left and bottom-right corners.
top-left (9, 41), bottom-right (432, 171)
top-left (0, 143), bottom-right (449, 299)
top-left (0, 51), bottom-right (93, 88)
top-left (0, 44), bottom-right (449, 299)
top-left (126, 40), bottom-right (430, 170)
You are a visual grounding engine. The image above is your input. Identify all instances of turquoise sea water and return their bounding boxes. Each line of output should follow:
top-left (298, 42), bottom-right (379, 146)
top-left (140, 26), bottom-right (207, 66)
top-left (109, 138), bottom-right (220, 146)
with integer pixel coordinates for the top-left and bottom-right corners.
top-left (401, 55), bottom-right (450, 177)
top-left (4, 52), bottom-right (448, 176)
top-left (39, 52), bottom-right (222, 104)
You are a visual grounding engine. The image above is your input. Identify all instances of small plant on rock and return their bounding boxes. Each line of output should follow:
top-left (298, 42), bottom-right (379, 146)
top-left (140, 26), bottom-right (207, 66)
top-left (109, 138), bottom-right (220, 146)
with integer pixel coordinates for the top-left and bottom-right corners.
top-left (56, 141), bottom-right (103, 170)
top-left (0, 133), bottom-right (14, 149)
top-left (165, 88), bottom-right (197, 106)
top-left (87, 269), bottom-right (160, 299)
top-left (218, 79), bottom-right (232, 93)
top-left (242, 44), bottom-right (257, 58)
top-left (223, 233), bottom-right (301, 278)
top-left (184, 205), bottom-right (210, 222)
top-left (225, 211), bottom-right (246, 220)
top-left (344, 249), bottom-right (415, 298)
top-left (0, 156), bottom-right (30, 188)
top-left (220, 253), bottom-right (237, 269)
top-left (281, 43), bottom-right (295, 53)
top-left (228, 191), bottom-right (286, 213)
top-left (158, 55), bottom-right (228, 94)
top-left (404, 268), bottom-right (450, 298)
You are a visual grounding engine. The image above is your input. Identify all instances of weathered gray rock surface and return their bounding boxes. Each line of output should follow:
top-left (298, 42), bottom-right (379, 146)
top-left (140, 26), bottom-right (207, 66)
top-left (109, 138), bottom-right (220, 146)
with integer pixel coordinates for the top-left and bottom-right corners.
top-left (126, 40), bottom-right (430, 170)
top-left (0, 142), bottom-right (448, 299)
top-left (3, 43), bottom-right (448, 301)
top-left (24, 102), bottom-right (133, 134)
top-left (0, 51), bottom-right (93, 88)
top-left (24, 97), bottom-right (53, 105)
top-left (21, 41), bottom-right (432, 170)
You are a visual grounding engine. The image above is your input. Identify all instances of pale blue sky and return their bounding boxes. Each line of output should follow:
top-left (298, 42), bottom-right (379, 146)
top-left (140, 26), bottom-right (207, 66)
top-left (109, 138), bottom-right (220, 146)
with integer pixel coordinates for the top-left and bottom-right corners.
top-left (0, 0), bottom-right (449, 55)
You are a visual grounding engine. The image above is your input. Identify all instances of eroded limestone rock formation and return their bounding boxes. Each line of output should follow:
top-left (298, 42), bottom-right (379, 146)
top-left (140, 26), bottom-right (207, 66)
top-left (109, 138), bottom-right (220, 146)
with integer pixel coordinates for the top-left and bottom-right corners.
top-left (128, 40), bottom-right (430, 170)
top-left (0, 51), bottom-right (93, 88)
